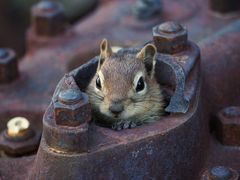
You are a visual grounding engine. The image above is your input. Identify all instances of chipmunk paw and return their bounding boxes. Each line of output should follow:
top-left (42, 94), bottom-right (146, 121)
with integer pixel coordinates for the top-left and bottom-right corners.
top-left (112, 121), bottom-right (137, 130)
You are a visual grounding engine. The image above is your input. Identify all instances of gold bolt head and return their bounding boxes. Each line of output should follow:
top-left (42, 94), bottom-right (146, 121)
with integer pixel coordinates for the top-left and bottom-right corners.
top-left (7, 117), bottom-right (30, 138)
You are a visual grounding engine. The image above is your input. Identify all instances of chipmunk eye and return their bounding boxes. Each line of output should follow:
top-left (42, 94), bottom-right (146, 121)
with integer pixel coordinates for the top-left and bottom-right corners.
top-left (96, 76), bottom-right (102, 90)
top-left (136, 77), bottom-right (145, 92)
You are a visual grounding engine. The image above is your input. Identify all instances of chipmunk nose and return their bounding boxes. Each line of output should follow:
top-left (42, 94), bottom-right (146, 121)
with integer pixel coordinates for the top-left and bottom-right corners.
top-left (109, 103), bottom-right (124, 115)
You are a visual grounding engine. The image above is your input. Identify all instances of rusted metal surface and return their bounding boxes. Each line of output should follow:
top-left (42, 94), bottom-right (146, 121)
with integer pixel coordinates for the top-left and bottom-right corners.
top-left (0, 0), bottom-right (240, 179)
top-left (153, 21), bottom-right (199, 113)
top-left (42, 75), bottom-right (91, 154)
top-left (197, 20), bottom-right (240, 179)
top-left (27, 21), bottom-right (203, 179)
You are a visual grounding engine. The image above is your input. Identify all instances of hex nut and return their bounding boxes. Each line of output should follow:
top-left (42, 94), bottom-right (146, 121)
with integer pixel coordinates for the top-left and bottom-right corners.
top-left (215, 106), bottom-right (240, 146)
top-left (0, 48), bottom-right (19, 84)
top-left (0, 131), bottom-right (41, 156)
top-left (153, 21), bottom-right (188, 54)
top-left (54, 89), bottom-right (91, 127)
top-left (31, 0), bottom-right (66, 36)
top-left (0, 117), bottom-right (41, 156)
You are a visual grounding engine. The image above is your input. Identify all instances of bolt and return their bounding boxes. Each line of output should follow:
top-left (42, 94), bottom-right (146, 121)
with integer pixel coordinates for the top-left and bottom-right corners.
top-left (215, 106), bottom-right (240, 146)
top-left (210, 166), bottom-right (233, 180)
top-left (0, 48), bottom-right (19, 84)
top-left (210, 0), bottom-right (240, 13)
top-left (152, 21), bottom-right (188, 54)
top-left (54, 88), bottom-right (91, 127)
top-left (58, 89), bottom-right (82, 105)
top-left (31, 0), bottom-right (66, 37)
top-left (45, 75), bottom-right (91, 152)
top-left (0, 117), bottom-right (41, 156)
top-left (7, 117), bottom-right (31, 139)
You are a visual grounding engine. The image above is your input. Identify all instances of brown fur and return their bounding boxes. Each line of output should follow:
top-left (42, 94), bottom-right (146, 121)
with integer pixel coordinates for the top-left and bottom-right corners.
top-left (86, 39), bottom-right (164, 130)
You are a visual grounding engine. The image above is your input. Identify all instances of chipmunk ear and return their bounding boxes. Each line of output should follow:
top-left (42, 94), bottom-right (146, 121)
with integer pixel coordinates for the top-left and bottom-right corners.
top-left (136, 44), bottom-right (157, 78)
top-left (98, 39), bottom-right (112, 70)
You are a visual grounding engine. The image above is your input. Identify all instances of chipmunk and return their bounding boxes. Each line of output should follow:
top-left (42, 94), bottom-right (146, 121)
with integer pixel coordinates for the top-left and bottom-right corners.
top-left (86, 39), bottom-right (164, 130)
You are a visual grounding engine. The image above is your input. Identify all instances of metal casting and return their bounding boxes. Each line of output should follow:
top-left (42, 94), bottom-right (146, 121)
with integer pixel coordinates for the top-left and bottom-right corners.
top-left (0, 0), bottom-right (240, 179)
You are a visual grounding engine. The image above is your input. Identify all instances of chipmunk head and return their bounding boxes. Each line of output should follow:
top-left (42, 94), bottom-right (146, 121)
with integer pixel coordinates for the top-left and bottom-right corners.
top-left (87, 39), bottom-right (161, 124)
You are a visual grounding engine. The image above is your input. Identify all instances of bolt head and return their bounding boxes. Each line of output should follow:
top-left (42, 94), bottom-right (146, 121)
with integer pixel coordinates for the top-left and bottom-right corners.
top-left (58, 89), bottom-right (82, 105)
top-left (210, 166), bottom-right (232, 180)
top-left (7, 117), bottom-right (30, 138)
top-left (158, 21), bottom-right (183, 34)
top-left (215, 106), bottom-right (240, 146)
top-left (152, 21), bottom-right (188, 54)
top-left (31, 1), bottom-right (66, 36)
top-left (0, 48), bottom-right (19, 84)
top-left (54, 90), bottom-right (91, 127)
top-left (0, 117), bottom-right (41, 156)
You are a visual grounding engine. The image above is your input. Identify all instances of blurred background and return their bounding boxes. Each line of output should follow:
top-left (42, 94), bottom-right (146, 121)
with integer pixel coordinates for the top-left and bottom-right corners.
top-left (0, 0), bottom-right (98, 57)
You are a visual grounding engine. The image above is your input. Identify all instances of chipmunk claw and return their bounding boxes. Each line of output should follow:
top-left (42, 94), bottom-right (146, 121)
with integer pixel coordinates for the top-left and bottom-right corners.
top-left (130, 122), bottom-right (137, 128)
top-left (123, 122), bottom-right (130, 129)
top-left (112, 121), bottom-right (126, 130)
top-left (112, 121), bottom-right (137, 130)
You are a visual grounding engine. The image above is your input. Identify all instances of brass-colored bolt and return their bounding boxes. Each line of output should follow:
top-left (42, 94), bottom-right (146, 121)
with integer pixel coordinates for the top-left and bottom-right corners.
top-left (7, 117), bottom-right (30, 138)
top-left (0, 117), bottom-right (41, 156)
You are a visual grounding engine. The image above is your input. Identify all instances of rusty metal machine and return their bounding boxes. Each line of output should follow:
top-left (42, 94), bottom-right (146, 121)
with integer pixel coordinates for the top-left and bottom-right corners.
top-left (0, 0), bottom-right (240, 179)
